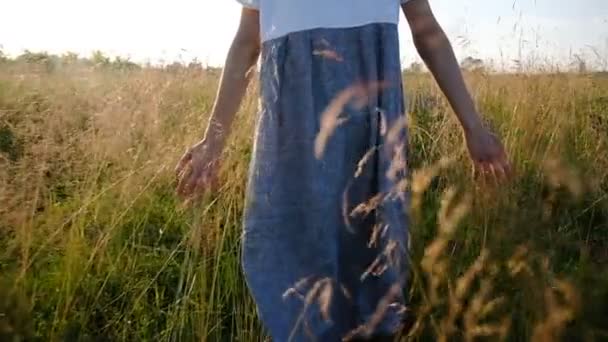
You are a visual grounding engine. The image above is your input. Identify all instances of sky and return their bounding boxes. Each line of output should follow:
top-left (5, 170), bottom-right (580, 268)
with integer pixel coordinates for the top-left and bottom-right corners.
top-left (1, 0), bottom-right (607, 70)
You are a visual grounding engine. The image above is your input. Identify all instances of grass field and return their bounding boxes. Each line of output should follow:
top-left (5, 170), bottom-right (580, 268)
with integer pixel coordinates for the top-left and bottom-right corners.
top-left (1, 55), bottom-right (607, 341)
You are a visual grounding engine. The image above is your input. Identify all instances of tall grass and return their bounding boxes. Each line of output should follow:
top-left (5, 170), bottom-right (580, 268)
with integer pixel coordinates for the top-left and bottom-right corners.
top-left (0, 58), bottom-right (607, 341)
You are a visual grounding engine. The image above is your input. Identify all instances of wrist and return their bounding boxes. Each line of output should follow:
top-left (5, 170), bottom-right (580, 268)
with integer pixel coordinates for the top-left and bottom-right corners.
top-left (203, 129), bottom-right (227, 148)
top-left (203, 117), bottom-right (228, 144)
top-left (461, 115), bottom-right (484, 137)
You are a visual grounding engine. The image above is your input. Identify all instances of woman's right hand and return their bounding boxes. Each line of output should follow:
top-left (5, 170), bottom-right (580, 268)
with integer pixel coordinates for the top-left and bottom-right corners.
top-left (175, 136), bottom-right (224, 201)
top-left (173, 8), bottom-right (259, 202)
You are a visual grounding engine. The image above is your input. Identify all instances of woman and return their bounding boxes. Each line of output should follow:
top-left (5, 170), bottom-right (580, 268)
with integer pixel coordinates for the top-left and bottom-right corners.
top-left (176, 0), bottom-right (511, 341)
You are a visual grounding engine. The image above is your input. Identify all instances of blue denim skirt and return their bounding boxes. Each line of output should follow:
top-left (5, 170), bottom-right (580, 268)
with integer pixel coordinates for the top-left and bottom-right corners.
top-left (242, 22), bottom-right (410, 342)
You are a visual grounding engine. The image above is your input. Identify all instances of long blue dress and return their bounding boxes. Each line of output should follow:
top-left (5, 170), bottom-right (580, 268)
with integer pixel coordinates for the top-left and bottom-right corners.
top-left (242, 23), bottom-right (410, 341)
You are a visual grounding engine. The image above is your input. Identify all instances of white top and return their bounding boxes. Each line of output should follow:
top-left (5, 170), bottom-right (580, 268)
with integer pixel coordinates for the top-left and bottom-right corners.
top-left (237, 0), bottom-right (412, 42)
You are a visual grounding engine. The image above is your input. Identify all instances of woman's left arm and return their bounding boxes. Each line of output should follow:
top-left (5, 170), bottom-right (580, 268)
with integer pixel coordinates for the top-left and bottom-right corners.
top-left (402, 0), bottom-right (512, 180)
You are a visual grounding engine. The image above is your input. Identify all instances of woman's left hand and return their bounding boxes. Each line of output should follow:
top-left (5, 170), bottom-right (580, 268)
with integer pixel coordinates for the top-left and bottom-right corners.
top-left (464, 125), bottom-right (512, 182)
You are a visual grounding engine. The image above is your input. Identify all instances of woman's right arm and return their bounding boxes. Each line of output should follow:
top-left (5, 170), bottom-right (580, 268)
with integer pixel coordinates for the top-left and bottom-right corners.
top-left (204, 8), bottom-right (261, 145)
top-left (176, 8), bottom-right (260, 200)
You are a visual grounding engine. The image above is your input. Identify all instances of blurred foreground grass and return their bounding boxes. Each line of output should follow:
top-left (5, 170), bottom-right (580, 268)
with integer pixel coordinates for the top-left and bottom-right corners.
top-left (0, 56), bottom-right (607, 341)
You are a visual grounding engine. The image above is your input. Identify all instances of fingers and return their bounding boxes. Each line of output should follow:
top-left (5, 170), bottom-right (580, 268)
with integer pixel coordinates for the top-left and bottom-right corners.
top-left (474, 161), bottom-right (492, 185)
top-left (190, 169), bottom-right (218, 202)
top-left (474, 156), bottom-right (513, 185)
top-left (176, 163), bottom-right (194, 198)
top-left (175, 138), bottom-right (225, 204)
top-left (494, 162), bottom-right (512, 184)
top-left (500, 154), bottom-right (513, 179)
top-left (175, 150), bottom-right (192, 179)
top-left (493, 147), bottom-right (513, 180)
top-left (179, 165), bottom-right (206, 200)
top-left (490, 163), bottom-right (504, 182)
top-left (176, 159), bottom-right (219, 202)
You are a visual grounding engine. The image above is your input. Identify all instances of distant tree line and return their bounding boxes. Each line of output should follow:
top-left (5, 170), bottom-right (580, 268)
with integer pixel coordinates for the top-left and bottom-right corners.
top-left (0, 49), bottom-right (141, 72)
top-left (1, 48), bottom-right (604, 75)
top-left (0, 49), bottom-right (212, 73)
top-left (404, 54), bottom-right (606, 74)
top-left (405, 56), bottom-right (486, 74)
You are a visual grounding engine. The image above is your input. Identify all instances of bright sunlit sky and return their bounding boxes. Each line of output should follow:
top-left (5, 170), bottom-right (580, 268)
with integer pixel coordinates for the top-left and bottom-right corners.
top-left (1, 0), bottom-right (607, 69)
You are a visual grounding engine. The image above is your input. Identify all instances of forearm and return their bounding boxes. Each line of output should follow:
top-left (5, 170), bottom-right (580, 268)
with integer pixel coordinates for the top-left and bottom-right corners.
top-left (204, 38), bottom-right (260, 144)
top-left (411, 22), bottom-right (482, 134)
